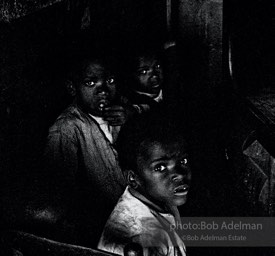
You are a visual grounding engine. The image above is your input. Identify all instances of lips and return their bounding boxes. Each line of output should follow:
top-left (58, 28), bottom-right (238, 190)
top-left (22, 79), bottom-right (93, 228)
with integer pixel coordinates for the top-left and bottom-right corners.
top-left (150, 81), bottom-right (161, 88)
top-left (174, 184), bottom-right (189, 196)
top-left (97, 99), bottom-right (110, 112)
top-left (99, 103), bottom-right (106, 111)
top-left (151, 83), bottom-right (160, 88)
top-left (98, 97), bottom-right (110, 104)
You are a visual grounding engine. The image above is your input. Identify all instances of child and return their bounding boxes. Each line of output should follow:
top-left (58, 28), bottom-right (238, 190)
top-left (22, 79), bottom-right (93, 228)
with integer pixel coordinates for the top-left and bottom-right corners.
top-left (98, 111), bottom-right (191, 256)
top-left (43, 50), bottom-right (128, 246)
top-left (124, 45), bottom-right (165, 114)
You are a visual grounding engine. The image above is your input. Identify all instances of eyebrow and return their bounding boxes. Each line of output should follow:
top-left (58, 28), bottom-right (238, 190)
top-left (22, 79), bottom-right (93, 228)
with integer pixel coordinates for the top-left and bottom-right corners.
top-left (150, 156), bottom-right (170, 164)
top-left (83, 76), bottom-right (98, 81)
top-left (150, 152), bottom-right (188, 164)
top-left (137, 66), bottom-right (149, 70)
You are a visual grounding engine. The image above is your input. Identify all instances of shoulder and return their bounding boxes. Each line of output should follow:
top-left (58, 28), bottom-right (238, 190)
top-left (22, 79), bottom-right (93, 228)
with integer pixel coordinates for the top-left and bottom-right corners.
top-left (102, 188), bottom-right (153, 236)
top-left (98, 189), bottom-right (174, 255)
top-left (48, 105), bottom-right (94, 135)
top-left (99, 188), bottom-right (165, 247)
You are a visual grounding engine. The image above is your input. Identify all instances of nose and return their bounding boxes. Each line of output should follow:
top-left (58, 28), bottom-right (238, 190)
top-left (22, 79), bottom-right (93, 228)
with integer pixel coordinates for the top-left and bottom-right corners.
top-left (171, 173), bottom-right (184, 183)
top-left (170, 164), bottom-right (186, 182)
top-left (97, 79), bottom-right (108, 93)
top-left (149, 68), bottom-right (159, 79)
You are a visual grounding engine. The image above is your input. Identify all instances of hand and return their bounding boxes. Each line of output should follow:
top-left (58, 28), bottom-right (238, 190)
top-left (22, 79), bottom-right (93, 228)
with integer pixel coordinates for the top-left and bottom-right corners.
top-left (103, 105), bottom-right (136, 126)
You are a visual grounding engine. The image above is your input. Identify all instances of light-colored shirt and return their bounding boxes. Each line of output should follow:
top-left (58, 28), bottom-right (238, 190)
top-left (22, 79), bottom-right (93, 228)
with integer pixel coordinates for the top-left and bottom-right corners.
top-left (89, 115), bottom-right (114, 144)
top-left (98, 186), bottom-right (186, 256)
top-left (134, 89), bottom-right (163, 103)
top-left (44, 104), bottom-right (126, 242)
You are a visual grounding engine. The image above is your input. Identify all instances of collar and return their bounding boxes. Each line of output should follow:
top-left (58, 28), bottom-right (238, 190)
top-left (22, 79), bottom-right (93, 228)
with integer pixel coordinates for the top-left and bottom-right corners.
top-left (89, 114), bottom-right (107, 126)
top-left (134, 89), bottom-right (163, 102)
top-left (128, 186), bottom-right (179, 219)
top-left (72, 101), bottom-right (108, 125)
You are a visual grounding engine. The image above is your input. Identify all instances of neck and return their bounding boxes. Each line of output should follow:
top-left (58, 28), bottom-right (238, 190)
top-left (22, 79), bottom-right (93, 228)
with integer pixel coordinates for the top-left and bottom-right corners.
top-left (129, 187), bottom-right (178, 216)
top-left (75, 101), bottom-right (104, 118)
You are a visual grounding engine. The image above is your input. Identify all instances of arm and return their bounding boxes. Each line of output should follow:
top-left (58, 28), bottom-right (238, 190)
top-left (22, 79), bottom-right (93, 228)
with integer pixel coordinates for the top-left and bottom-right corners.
top-left (40, 127), bottom-right (79, 240)
top-left (131, 233), bottom-right (170, 256)
top-left (44, 128), bottom-right (78, 193)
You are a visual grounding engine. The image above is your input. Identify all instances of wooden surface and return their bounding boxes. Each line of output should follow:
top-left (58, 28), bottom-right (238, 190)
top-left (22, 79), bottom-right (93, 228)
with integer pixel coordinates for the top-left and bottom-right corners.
top-left (1, 230), bottom-right (119, 256)
top-left (247, 91), bottom-right (275, 128)
top-left (177, 0), bottom-right (223, 88)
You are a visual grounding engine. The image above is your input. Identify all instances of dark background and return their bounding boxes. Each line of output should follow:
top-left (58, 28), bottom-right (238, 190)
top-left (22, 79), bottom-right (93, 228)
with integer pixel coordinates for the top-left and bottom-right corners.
top-left (0, 0), bottom-right (274, 254)
top-left (0, 0), bottom-right (224, 195)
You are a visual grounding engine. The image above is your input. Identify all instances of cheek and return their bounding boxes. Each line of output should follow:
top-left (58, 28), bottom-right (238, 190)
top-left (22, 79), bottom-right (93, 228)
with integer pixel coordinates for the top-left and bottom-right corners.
top-left (150, 176), bottom-right (170, 193)
top-left (157, 71), bottom-right (164, 80)
top-left (139, 77), bottom-right (149, 87)
top-left (140, 174), bottom-right (158, 192)
top-left (80, 86), bottom-right (94, 96)
top-left (136, 75), bottom-right (146, 84)
top-left (186, 168), bottom-right (192, 181)
top-left (79, 88), bottom-right (96, 104)
top-left (78, 89), bottom-right (87, 102)
top-left (109, 85), bottom-right (117, 96)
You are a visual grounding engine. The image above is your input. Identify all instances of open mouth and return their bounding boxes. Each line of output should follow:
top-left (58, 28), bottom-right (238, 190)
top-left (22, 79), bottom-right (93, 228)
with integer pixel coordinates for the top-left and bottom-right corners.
top-left (99, 103), bottom-right (106, 112)
top-left (150, 82), bottom-right (160, 89)
top-left (98, 100), bottom-right (110, 111)
top-left (152, 83), bottom-right (160, 88)
top-left (98, 98), bottom-right (110, 104)
top-left (174, 184), bottom-right (189, 196)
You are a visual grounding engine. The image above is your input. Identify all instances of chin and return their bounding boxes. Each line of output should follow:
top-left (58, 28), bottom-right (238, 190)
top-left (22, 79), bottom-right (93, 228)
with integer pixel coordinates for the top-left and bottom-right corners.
top-left (88, 109), bottom-right (102, 117)
top-left (173, 195), bottom-right (188, 206)
top-left (151, 88), bottom-right (161, 95)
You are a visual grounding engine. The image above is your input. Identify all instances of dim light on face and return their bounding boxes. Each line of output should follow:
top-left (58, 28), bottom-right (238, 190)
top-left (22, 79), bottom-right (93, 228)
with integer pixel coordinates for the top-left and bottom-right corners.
top-left (134, 55), bottom-right (163, 97)
top-left (77, 61), bottom-right (117, 116)
top-left (136, 139), bottom-right (191, 209)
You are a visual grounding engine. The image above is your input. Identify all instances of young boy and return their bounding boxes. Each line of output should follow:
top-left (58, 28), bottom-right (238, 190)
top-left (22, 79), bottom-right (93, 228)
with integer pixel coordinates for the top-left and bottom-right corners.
top-left (98, 111), bottom-right (191, 256)
top-left (43, 51), bottom-right (128, 246)
top-left (124, 46), bottom-right (164, 114)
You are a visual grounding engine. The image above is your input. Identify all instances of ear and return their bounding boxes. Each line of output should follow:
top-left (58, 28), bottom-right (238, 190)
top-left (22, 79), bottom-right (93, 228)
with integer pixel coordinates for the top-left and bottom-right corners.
top-left (126, 170), bottom-right (141, 189)
top-left (66, 80), bottom-right (76, 97)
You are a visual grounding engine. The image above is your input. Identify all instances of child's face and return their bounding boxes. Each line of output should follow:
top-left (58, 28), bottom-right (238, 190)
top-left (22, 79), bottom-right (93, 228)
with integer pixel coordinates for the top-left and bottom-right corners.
top-left (76, 61), bottom-right (117, 116)
top-left (136, 139), bottom-right (191, 208)
top-left (134, 55), bottom-right (163, 97)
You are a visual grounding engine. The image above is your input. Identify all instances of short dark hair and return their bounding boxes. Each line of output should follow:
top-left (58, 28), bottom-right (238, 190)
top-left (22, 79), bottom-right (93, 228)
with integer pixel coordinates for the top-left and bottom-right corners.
top-left (128, 44), bottom-right (164, 73)
top-left (67, 46), bottom-right (120, 86)
top-left (116, 108), bottom-right (188, 172)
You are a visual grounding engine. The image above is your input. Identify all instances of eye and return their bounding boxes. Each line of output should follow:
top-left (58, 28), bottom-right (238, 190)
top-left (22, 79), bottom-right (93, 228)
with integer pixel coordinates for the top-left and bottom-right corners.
top-left (154, 164), bottom-right (167, 172)
top-left (107, 77), bottom-right (115, 85)
top-left (155, 64), bottom-right (161, 70)
top-left (84, 80), bottom-right (96, 87)
top-left (180, 158), bottom-right (188, 166)
top-left (138, 69), bottom-right (147, 75)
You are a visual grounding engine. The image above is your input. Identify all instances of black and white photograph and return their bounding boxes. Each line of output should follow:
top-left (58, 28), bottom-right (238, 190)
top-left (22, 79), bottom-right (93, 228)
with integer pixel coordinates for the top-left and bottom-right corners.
top-left (0, 0), bottom-right (274, 255)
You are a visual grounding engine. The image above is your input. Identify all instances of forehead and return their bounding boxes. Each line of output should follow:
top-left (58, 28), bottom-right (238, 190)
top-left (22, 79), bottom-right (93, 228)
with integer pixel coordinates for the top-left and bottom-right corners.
top-left (140, 139), bottom-right (187, 162)
top-left (83, 61), bottom-right (107, 76)
top-left (137, 54), bottom-right (160, 66)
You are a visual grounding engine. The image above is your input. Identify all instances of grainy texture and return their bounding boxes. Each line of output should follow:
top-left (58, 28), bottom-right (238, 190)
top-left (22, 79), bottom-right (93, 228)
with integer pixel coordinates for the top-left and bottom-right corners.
top-left (0, 0), bottom-right (167, 247)
top-left (177, 0), bottom-right (223, 89)
top-left (0, 0), bottom-right (64, 22)
top-left (1, 230), bottom-right (118, 256)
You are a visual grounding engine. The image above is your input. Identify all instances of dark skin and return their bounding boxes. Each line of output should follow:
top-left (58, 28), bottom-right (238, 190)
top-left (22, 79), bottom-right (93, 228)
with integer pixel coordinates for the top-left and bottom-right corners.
top-left (127, 139), bottom-right (191, 213)
top-left (103, 104), bottom-right (135, 126)
top-left (133, 54), bottom-right (163, 97)
top-left (69, 60), bottom-right (135, 126)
